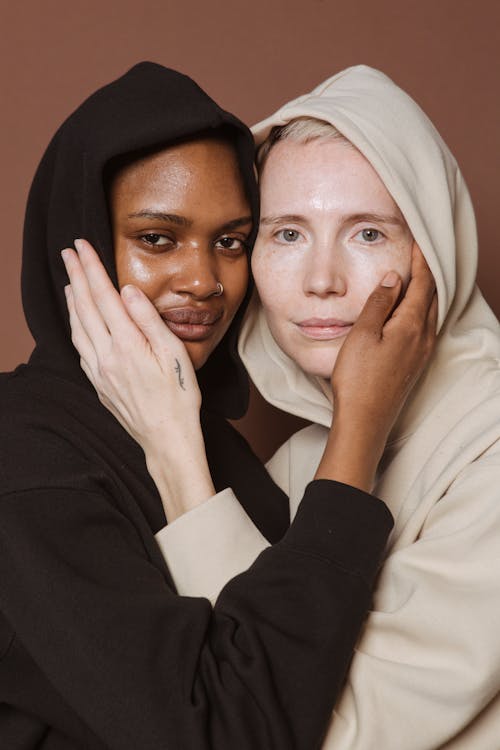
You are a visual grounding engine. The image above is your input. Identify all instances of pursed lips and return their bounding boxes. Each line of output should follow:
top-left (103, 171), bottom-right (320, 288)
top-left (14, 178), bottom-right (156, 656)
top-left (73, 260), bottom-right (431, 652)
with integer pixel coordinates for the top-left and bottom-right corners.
top-left (159, 306), bottom-right (224, 341)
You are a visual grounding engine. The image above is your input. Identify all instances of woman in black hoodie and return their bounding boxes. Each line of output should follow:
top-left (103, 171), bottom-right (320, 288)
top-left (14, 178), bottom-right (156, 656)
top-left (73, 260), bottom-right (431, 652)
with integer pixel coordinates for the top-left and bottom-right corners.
top-left (0, 63), bottom-right (394, 749)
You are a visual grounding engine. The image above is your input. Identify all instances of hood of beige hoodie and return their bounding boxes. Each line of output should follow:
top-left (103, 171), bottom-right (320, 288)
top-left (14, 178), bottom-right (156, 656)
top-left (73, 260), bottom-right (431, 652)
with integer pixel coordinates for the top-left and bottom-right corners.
top-left (239, 65), bottom-right (500, 543)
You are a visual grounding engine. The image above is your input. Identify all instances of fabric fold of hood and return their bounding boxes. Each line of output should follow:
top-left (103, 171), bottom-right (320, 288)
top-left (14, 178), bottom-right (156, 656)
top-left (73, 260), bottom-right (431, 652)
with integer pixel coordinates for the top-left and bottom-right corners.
top-left (23, 61), bottom-right (259, 418)
top-left (239, 65), bottom-right (500, 536)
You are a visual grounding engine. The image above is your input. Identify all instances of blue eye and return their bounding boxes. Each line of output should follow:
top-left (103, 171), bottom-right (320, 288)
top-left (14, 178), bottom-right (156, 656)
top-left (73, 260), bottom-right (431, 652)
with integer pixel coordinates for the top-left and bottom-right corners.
top-left (278, 229), bottom-right (300, 243)
top-left (358, 228), bottom-right (382, 242)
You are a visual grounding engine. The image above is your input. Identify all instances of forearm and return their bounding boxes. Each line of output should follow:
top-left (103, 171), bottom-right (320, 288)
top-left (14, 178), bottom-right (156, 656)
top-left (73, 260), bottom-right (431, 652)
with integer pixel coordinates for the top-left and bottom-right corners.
top-left (1, 484), bottom-right (392, 750)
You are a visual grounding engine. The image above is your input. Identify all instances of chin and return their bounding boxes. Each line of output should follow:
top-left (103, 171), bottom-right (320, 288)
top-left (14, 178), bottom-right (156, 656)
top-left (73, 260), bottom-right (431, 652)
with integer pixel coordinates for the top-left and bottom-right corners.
top-left (306, 363), bottom-right (338, 380)
top-left (285, 337), bottom-right (341, 380)
top-left (289, 349), bottom-right (340, 381)
top-left (184, 342), bottom-right (212, 371)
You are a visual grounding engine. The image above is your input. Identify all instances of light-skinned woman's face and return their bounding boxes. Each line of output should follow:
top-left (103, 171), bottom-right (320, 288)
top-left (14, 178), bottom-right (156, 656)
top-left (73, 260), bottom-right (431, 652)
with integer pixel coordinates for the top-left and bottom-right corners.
top-left (111, 138), bottom-right (251, 370)
top-left (252, 138), bottom-right (413, 380)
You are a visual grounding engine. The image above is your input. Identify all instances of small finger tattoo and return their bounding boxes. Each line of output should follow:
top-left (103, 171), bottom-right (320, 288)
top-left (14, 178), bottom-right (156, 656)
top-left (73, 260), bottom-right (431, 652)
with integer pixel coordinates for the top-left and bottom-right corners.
top-left (174, 359), bottom-right (186, 390)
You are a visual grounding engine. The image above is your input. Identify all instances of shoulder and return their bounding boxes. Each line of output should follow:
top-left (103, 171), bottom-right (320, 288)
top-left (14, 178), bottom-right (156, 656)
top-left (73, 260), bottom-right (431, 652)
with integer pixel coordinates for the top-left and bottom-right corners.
top-left (430, 438), bottom-right (500, 530)
top-left (0, 365), bottom-right (126, 497)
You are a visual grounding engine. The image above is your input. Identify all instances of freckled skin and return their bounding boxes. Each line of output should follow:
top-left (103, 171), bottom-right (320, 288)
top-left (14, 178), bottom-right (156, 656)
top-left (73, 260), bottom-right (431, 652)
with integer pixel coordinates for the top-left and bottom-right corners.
top-left (252, 139), bottom-right (413, 380)
top-left (111, 138), bottom-right (251, 370)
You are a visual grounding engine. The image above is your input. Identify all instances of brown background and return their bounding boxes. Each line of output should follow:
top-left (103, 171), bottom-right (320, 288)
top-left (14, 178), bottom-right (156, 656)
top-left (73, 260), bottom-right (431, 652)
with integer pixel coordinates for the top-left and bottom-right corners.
top-left (1, 0), bottom-right (499, 459)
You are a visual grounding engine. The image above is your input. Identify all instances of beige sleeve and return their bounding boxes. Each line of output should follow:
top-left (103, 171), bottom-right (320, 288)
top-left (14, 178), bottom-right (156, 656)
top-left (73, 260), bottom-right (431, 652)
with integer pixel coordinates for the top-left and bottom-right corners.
top-left (321, 444), bottom-right (500, 750)
top-left (154, 488), bottom-right (270, 604)
top-left (154, 441), bottom-right (294, 604)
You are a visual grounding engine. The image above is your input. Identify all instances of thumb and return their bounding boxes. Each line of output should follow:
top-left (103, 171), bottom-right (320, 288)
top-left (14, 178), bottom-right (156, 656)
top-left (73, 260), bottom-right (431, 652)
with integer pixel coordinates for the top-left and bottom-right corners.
top-left (121, 285), bottom-right (178, 353)
top-left (355, 272), bottom-right (402, 337)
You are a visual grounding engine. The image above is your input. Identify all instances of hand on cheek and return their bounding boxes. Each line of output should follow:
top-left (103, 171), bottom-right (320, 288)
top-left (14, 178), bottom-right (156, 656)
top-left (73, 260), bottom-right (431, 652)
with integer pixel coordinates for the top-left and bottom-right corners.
top-left (317, 249), bottom-right (436, 492)
top-left (331, 242), bottom-right (436, 443)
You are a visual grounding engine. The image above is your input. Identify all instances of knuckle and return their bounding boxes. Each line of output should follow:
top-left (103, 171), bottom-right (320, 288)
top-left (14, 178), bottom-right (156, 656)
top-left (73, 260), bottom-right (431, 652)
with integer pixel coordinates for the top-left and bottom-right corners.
top-left (92, 283), bottom-right (108, 303)
top-left (97, 352), bottom-right (116, 381)
top-left (113, 338), bottom-right (130, 359)
top-left (425, 335), bottom-right (436, 358)
top-left (96, 391), bottom-right (109, 407)
top-left (405, 316), bottom-right (423, 338)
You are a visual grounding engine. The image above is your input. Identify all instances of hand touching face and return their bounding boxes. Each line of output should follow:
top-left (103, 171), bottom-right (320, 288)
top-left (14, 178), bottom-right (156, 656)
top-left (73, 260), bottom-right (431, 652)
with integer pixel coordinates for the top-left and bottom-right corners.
top-left (111, 137), bottom-right (251, 370)
top-left (252, 138), bottom-right (413, 379)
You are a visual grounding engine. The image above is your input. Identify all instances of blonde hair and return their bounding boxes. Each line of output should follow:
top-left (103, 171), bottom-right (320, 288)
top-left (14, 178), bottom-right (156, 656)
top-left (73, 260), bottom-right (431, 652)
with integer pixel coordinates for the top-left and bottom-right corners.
top-left (256, 117), bottom-right (353, 172)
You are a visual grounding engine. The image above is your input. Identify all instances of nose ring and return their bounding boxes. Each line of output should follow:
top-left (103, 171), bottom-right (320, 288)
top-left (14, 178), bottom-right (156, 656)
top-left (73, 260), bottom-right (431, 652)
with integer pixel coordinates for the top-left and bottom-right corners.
top-left (214, 282), bottom-right (224, 297)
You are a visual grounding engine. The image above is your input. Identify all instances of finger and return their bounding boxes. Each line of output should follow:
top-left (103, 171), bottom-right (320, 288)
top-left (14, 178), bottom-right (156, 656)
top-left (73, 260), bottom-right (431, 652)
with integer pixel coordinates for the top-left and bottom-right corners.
top-left (66, 285), bottom-right (116, 405)
top-left (352, 272), bottom-right (402, 338)
top-left (426, 292), bottom-right (439, 336)
top-left (121, 285), bottom-right (185, 360)
top-left (74, 239), bottom-right (142, 340)
top-left (64, 284), bottom-right (98, 372)
top-left (61, 247), bottom-right (111, 348)
top-left (397, 242), bottom-right (436, 318)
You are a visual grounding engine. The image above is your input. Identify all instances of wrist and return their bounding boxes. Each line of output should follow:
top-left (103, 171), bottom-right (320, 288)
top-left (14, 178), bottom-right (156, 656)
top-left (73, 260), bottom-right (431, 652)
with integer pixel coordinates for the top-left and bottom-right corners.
top-left (314, 417), bottom-right (382, 493)
top-left (145, 435), bottom-right (215, 522)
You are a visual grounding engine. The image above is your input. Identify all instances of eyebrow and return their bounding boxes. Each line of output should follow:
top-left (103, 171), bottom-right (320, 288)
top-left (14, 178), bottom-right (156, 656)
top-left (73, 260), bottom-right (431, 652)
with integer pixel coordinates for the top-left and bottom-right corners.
top-left (219, 216), bottom-right (253, 231)
top-left (127, 211), bottom-right (192, 226)
top-left (126, 211), bottom-right (253, 232)
top-left (260, 214), bottom-right (306, 226)
top-left (260, 211), bottom-right (406, 229)
top-left (340, 212), bottom-right (406, 228)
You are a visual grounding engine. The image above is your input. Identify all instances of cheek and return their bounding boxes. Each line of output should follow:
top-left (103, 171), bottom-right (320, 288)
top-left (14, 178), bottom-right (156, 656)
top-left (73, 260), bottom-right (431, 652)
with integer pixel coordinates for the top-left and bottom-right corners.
top-left (220, 257), bottom-right (249, 312)
top-left (350, 241), bottom-right (412, 307)
top-left (115, 244), bottom-right (159, 293)
top-left (379, 236), bottom-right (413, 286)
top-left (252, 247), bottom-right (294, 310)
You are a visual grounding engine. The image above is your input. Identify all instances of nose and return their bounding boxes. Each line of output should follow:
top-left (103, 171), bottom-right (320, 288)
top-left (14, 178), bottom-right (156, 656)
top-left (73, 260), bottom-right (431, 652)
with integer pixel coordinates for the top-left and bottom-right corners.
top-left (302, 240), bottom-right (347, 298)
top-left (171, 247), bottom-right (221, 300)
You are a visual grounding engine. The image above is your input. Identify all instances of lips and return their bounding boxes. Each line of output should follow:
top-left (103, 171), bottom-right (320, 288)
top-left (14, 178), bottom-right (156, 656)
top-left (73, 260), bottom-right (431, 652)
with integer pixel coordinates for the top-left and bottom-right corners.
top-left (159, 307), bottom-right (223, 341)
top-left (296, 318), bottom-right (353, 341)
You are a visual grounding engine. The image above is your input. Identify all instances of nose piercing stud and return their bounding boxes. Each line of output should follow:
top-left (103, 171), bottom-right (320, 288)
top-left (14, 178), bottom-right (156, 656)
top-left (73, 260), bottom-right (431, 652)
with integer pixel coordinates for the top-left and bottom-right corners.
top-left (214, 282), bottom-right (224, 296)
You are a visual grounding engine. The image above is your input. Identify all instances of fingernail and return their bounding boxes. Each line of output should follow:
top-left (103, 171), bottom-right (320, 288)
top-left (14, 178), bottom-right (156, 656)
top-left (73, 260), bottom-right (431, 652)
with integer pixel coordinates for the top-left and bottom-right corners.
top-left (121, 284), bottom-right (141, 301)
top-left (61, 249), bottom-right (69, 262)
top-left (381, 271), bottom-right (399, 288)
top-left (74, 239), bottom-right (85, 253)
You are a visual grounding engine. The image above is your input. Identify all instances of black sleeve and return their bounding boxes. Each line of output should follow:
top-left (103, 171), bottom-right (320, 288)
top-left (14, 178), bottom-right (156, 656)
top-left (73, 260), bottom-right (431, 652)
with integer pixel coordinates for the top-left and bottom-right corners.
top-left (0, 481), bottom-right (392, 750)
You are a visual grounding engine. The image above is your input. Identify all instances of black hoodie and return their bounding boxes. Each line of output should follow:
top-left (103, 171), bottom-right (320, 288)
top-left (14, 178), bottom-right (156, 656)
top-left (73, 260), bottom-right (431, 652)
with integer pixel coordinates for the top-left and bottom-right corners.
top-left (0, 63), bottom-right (392, 749)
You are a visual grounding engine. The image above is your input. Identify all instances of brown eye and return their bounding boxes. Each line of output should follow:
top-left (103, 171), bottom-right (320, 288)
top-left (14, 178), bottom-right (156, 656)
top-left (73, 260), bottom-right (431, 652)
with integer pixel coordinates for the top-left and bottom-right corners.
top-left (141, 233), bottom-right (170, 246)
top-left (215, 237), bottom-right (246, 253)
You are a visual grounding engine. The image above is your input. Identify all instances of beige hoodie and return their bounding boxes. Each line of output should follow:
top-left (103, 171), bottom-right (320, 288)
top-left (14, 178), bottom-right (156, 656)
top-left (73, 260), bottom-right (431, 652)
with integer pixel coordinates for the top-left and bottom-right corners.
top-left (156, 66), bottom-right (500, 749)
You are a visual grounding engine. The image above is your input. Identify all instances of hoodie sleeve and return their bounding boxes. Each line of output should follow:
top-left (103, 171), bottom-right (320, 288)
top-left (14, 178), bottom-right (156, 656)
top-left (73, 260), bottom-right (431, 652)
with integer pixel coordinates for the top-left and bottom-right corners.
top-left (0, 478), bottom-right (392, 750)
top-left (154, 419), bottom-right (292, 602)
top-left (321, 442), bottom-right (500, 750)
top-left (155, 488), bottom-right (270, 602)
top-left (154, 429), bottom-right (300, 601)
top-left (155, 429), bottom-right (500, 748)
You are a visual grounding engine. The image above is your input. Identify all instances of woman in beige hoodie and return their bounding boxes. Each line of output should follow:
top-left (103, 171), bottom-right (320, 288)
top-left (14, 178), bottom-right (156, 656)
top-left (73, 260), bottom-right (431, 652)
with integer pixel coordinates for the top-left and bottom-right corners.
top-left (236, 66), bottom-right (500, 748)
top-left (65, 66), bottom-right (500, 748)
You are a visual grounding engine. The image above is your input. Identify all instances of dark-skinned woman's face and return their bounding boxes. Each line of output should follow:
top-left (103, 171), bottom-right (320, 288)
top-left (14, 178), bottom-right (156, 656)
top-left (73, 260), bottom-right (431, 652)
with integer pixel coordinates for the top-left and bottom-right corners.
top-left (111, 138), bottom-right (251, 370)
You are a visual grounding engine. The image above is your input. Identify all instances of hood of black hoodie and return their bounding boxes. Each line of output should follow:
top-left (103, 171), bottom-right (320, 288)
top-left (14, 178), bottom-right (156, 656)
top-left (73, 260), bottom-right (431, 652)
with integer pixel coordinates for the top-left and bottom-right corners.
top-left (21, 61), bottom-right (258, 418)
